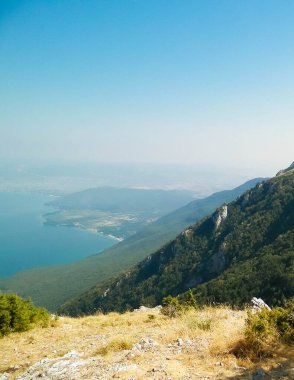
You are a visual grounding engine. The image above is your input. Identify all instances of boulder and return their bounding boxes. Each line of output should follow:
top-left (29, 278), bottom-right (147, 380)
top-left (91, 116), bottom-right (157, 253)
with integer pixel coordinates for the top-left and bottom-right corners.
top-left (251, 297), bottom-right (271, 313)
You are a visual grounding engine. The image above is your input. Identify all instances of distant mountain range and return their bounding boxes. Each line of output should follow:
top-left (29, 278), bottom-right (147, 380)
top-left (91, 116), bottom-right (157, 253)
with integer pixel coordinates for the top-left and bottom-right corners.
top-left (44, 187), bottom-right (196, 240)
top-left (0, 178), bottom-right (263, 311)
top-left (48, 187), bottom-right (196, 214)
top-left (59, 165), bottom-right (294, 316)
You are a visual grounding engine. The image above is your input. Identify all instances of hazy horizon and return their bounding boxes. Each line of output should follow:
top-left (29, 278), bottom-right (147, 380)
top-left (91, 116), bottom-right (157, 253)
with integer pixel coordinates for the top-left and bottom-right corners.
top-left (1, 1), bottom-right (294, 177)
top-left (0, 159), bottom-right (265, 195)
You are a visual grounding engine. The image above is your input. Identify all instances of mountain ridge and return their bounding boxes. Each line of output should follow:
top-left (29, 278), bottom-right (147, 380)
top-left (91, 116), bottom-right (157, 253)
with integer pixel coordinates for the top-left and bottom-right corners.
top-left (59, 169), bottom-right (293, 315)
top-left (0, 178), bottom-right (263, 311)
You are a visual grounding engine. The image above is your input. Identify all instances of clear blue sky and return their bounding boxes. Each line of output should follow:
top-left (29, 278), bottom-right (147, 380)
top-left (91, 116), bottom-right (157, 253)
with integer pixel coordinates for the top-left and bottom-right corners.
top-left (1, 0), bottom-right (294, 176)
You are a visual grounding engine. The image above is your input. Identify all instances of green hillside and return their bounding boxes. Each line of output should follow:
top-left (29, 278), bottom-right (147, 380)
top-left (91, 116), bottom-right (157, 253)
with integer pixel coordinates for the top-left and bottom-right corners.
top-left (59, 168), bottom-right (294, 316)
top-left (0, 179), bottom-right (261, 311)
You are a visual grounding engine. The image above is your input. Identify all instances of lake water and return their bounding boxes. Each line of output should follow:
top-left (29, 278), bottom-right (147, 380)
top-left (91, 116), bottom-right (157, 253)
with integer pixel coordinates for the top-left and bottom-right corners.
top-left (0, 192), bottom-right (116, 277)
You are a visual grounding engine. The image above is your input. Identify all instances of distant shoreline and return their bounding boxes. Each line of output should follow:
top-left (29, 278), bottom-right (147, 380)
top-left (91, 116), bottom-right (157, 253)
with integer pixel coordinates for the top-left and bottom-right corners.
top-left (43, 220), bottom-right (124, 242)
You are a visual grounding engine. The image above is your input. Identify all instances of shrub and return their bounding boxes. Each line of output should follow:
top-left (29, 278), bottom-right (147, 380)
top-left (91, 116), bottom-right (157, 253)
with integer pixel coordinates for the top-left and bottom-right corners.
top-left (0, 294), bottom-right (50, 337)
top-left (184, 289), bottom-right (199, 309)
top-left (232, 301), bottom-right (294, 359)
top-left (246, 304), bottom-right (294, 344)
top-left (161, 295), bottom-right (183, 318)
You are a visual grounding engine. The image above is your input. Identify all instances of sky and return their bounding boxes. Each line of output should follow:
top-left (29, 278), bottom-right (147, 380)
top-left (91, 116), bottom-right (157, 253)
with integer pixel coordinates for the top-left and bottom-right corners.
top-left (1, 0), bottom-right (294, 177)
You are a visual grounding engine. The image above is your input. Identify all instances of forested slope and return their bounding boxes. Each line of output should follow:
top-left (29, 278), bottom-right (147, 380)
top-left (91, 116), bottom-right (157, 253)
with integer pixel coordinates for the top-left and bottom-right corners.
top-left (60, 168), bottom-right (293, 315)
top-left (0, 179), bottom-right (260, 311)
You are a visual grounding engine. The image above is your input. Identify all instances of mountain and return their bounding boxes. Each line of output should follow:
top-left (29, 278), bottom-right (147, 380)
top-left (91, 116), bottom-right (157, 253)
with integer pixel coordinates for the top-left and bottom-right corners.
top-left (59, 168), bottom-right (294, 316)
top-left (276, 161), bottom-right (294, 176)
top-left (48, 187), bottom-right (195, 213)
top-left (0, 178), bottom-right (262, 311)
top-left (44, 187), bottom-right (196, 239)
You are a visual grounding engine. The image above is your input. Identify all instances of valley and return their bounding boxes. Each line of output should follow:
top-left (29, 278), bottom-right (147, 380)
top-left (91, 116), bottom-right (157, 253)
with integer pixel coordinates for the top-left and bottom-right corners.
top-left (60, 166), bottom-right (294, 316)
top-left (0, 179), bottom-right (261, 311)
top-left (0, 166), bottom-right (293, 380)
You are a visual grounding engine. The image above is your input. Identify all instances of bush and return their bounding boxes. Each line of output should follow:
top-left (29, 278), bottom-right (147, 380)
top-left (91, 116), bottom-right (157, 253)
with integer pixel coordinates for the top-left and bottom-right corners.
top-left (161, 295), bottom-right (183, 318)
top-left (0, 294), bottom-right (50, 337)
top-left (232, 300), bottom-right (294, 359)
top-left (246, 303), bottom-right (294, 344)
top-left (161, 291), bottom-right (200, 318)
top-left (184, 289), bottom-right (199, 309)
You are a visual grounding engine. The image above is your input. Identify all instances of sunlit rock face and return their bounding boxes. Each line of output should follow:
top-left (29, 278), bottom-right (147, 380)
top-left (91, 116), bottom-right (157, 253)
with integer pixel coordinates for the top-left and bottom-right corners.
top-left (212, 205), bottom-right (228, 229)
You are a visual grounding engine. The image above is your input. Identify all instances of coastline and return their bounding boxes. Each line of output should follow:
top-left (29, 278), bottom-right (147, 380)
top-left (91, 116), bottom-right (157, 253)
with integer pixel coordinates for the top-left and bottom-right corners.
top-left (43, 220), bottom-right (124, 242)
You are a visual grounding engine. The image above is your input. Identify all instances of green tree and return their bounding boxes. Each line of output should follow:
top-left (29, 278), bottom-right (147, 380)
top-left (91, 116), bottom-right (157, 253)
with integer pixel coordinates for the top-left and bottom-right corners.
top-left (0, 294), bottom-right (50, 337)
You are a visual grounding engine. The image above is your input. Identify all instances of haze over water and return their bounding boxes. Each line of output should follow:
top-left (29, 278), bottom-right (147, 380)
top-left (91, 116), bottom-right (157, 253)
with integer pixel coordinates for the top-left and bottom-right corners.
top-left (0, 192), bottom-right (115, 277)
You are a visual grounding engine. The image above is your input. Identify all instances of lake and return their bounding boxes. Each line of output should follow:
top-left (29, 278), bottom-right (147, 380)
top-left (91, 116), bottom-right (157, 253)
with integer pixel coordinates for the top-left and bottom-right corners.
top-left (0, 192), bottom-right (116, 277)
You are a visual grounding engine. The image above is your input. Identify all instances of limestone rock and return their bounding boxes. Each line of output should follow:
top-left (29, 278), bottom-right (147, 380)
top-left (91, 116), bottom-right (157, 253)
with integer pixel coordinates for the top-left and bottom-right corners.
top-left (176, 338), bottom-right (183, 346)
top-left (251, 297), bottom-right (271, 313)
top-left (134, 305), bottom-right (162, 312)
top-left (212, 205), bottom-right (228, 229)
top-left (132, 338), bottom-right (159, 351)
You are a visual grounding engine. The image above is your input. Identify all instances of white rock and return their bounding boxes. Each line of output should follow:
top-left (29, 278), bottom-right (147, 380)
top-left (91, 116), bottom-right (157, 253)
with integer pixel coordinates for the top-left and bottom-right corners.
top-left (132, 343), bottom-right (142, 351)
top-left (62, 350), bottom-right (80, 359)
top-left (251, 297), bottom-right (271, 313)
top-left (112, 363), bottom-right (137, 373)
top-left (177, 338), bottom-right (183, 346)
top-left (133, 306), bottom-right (150, 312)
top-left (132, 338), bottom-right (159, 351)
top-left (213, 205), bottom-right (228, 229)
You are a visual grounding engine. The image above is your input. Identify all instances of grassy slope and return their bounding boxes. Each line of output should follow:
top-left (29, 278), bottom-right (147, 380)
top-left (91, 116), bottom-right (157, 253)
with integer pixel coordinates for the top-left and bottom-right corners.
top-left (1, 307), bottom-right (293, 379)
top-left (0, 178), bottom-right (262, 312)
top-left (60, 171), bottom-right (293, 315)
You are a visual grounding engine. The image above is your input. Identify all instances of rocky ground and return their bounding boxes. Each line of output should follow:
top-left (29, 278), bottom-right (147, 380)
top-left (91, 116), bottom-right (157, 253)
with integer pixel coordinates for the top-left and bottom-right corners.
top-left (0, 307), bottom-right (293, 380)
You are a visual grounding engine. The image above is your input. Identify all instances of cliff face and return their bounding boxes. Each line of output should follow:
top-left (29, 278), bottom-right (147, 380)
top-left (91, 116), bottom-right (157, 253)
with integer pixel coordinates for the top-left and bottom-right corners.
top-left (212, 205), bottom-right (228, 229)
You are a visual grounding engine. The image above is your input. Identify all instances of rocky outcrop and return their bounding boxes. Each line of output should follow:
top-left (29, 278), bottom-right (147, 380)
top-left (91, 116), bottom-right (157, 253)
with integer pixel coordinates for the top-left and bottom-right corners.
top-left (134, 305), bottom-right (162, 312)
top-left (251, 297), bottom-right (271, 313)
top-left (182, 228), bottom-right (193, 239)
top-left (15, 351), bottom-right (91, 380)
top-left (212, 205), bottom-right (228, 229)
top-left (132, 338), bottom-right (159, 351)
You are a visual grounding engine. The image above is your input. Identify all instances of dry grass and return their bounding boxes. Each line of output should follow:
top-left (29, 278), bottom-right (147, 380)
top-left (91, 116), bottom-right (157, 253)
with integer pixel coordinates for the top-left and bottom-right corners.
top-left (94, 337), bottom-right (134, 356)
top-left (0, 306), bottom-right (292, 379)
